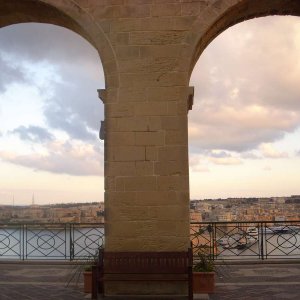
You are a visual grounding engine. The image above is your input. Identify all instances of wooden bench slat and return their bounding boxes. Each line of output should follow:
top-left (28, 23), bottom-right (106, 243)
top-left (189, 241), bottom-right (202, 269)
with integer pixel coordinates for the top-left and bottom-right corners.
top-left (92, 249), bottom-right (193, 300)
top-left (104, 274), bottom-right (189, 281)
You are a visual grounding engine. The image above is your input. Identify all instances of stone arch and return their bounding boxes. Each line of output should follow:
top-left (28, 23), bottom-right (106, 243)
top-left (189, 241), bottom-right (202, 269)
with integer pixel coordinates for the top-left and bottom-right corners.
top-left (0, 0), bottom-right (118, 86)
top-left (187, 0), bottom-right (300, 78)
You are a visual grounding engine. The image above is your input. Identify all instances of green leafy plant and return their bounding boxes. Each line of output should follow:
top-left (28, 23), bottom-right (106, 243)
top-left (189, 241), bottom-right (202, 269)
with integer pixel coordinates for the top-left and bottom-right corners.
top-left (193, 252), bottom-right (215, 272)
top-left (82, 248), bottom-right (102, 272)
top-left (84, 265), bottom-right (93, 272)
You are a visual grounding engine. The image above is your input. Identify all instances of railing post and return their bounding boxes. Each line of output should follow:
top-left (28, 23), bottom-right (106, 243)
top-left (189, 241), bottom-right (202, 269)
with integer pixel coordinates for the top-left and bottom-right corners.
top-left (21, 224), bottom-right (23, 261)
top-left (69, 223), bottom-right (74, 261)
top-left (22, 224), bottom-right (25, 261)
top-left (211, 223), bottom-right (216, 260)
top-left (64, 223), bottom-right (67, 260)
top-left (260, 222), bottom-right (264, 260)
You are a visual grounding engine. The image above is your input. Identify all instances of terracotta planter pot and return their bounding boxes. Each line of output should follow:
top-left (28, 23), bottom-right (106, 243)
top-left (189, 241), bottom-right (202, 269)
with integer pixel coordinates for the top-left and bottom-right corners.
top-left (83, 271), bottom-right (92, 293)
top-left (193, 272), bottom-right (215, 294)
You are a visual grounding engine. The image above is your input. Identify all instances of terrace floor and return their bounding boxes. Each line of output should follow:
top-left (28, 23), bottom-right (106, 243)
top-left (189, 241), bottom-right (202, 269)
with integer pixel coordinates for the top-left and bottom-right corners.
top-left (0, 261), bottom-right (299, 299)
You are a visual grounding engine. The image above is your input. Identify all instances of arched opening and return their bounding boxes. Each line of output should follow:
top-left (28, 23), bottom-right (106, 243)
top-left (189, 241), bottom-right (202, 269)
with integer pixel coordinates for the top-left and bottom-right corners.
top-left (188, 5), bottom-right (300, 262)
top-left (0, 23), bottom-right (105, 210)
top-left (0, 1), bottom-right (113, 261)
top-left (0, 0), bottom-right (117, 86)
top-left (189, 0), bottom-right (300, 76)
top-left (0, 0), bottom-right (97, 49)
top-left (189, 15), bottom-right (300, 205)
top-left (0, 0), bottom-right (118, 227)
top-left (187, 0), bottom-right (300, 216)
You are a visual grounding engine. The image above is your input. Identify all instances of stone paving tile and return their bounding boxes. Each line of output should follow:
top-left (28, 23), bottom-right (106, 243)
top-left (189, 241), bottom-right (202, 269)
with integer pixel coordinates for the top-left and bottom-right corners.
top-left (0, 263), bottom-right (300, 300)
top-left (0, 284), bottom-right (86, 300)
top-left (210, 285), bottom-right (300, 300)
top-left (0, 263), bottom-right (86, 300)
top-left (210, 263), bottom-right (300, 300)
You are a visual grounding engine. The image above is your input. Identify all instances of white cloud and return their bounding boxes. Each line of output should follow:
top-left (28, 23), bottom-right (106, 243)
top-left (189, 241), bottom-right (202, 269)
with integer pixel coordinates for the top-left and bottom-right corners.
top-left (0, 82), bottom-right (46, 131)
top-left (0, 52), bottom-right (26, 92)
top-left (189, 155), bottom-right (210, 172)
top-left (191, 165), bottom-right (210, 172)
top-left (263, 165), bottom-right (272, 171)
top-left (259, 143), bottom-right (289, 159)
top-left (241, 152), bottom-right (262, 160)
top-left (189, 151), bottom-right (242, 171)
top-left (189, 16), bottom-right (300, 154)
top-left (0, 140), bottom-right (103, 176)
top-left (10, 126), bottom-right (54, 143)
top-left (0, 23), bottom-right (105, 177)
top-left (0, 23), bottom-right (104, 141)
top-left (209, 156), bottom-right (242, 166)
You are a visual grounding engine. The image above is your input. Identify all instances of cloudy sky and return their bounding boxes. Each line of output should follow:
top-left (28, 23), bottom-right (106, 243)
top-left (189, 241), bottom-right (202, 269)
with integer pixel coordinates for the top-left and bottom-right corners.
top-left (0, 23), bottom-right (105, 205)
top-left (1, 16), bottom-right (300, 205)
top-left (189, 16), bottom-right (300, 200)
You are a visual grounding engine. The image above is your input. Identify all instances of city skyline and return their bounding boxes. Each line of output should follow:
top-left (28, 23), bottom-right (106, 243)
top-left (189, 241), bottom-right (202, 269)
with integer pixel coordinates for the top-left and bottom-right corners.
top-left (1, 16), bottom-right (300, 205)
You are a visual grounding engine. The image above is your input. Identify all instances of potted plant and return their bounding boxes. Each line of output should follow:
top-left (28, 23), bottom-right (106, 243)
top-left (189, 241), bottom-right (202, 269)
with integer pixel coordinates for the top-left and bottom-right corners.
top-left (193, 251), bottom-right (215, 294)
top-left (83, 265), bottom-right (93, 293)
top-left (82, 249), bottom-right (101, 293)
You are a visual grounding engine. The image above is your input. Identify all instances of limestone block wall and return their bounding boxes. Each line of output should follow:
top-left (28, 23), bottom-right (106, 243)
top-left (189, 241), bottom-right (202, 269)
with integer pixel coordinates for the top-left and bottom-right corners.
top-left (87, 0), bottom-right (300, 252)
top-left (2, 0), bottom-right (300, 258)
top-left (92, 1), bottom-right (196, 252)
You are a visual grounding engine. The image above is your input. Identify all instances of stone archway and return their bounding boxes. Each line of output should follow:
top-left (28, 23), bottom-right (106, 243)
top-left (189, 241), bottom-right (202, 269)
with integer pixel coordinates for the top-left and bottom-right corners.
top-left (3, 0), bottom-right (299, 255)
top-left (0, 0), bottom-right (119, 252)
top-left (0, 0), bottom-right (117, 82)
top-left (186, 0), bottom-right (300, 77)
top-left (4, 0), bottom-right (300, 296)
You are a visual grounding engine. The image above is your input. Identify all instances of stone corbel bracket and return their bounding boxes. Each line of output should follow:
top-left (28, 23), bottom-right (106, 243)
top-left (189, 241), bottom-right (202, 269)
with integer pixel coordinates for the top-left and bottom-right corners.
top-left (97, 89), bottom-right (106, 103)
top-left (188, 86), bottom-right (194, 112)
top-left (98, 89), bottom-right (106, 140)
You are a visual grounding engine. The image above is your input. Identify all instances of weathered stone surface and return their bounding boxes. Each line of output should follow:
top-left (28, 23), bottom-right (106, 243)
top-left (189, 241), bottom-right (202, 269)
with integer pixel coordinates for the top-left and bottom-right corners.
top-left (3, 0), bottom-right (300, 295)
top-left (111, 146), bottom-right (145, 161)
top-left (135, 131), bottom-right (165, 146)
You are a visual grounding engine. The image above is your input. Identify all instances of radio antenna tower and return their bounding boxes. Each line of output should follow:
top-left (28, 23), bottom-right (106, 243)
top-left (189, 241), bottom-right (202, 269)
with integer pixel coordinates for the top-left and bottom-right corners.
top-left (32, 193), bottom-right (35, 206)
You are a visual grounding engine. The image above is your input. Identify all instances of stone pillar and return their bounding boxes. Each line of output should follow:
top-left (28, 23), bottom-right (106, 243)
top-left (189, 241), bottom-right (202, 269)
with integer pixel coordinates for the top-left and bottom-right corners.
top-left (94, 3), bottom-right (196, 295)
top-left (104, 84), bottom-right (191, 252)
top-left (102, 81), bottom-right (191, 293)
